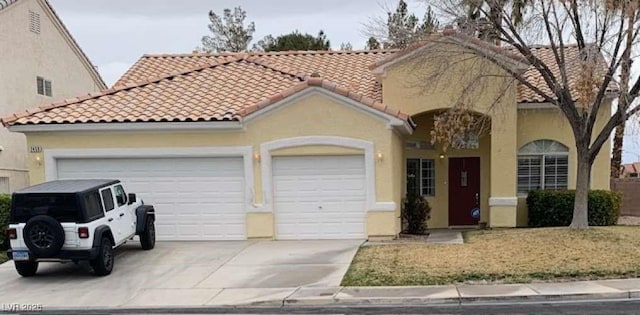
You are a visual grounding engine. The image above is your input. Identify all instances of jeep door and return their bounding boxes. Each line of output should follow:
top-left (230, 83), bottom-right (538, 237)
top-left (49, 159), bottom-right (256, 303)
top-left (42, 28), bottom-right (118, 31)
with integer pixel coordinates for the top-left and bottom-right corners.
top-left (113, 184), bottom-right (135, 238)
top-left (99, 187), bottom-right (124, 244)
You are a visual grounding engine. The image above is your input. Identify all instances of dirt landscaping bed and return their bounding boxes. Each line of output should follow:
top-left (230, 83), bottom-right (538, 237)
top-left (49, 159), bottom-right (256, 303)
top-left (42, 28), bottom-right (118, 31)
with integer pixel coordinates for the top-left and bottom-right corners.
top-left (342, 226), bottom-right (640, 286)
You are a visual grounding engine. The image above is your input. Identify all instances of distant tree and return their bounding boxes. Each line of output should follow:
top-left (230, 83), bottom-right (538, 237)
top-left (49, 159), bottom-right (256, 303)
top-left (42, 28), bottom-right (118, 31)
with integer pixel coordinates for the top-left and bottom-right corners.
top-left (365, 37), bottom-right (381, 50)
top-left (199, 6), bottom-right (255, 53)
top-left (253, 30), bottom-right (331, 52)
top-left (366, 0), bottom-right (440, 49)
top-left (340, 42), bottom-right (354, 51)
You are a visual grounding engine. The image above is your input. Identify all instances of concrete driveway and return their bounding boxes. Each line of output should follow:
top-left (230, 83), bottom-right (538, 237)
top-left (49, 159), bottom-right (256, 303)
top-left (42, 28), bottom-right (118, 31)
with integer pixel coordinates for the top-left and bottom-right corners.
top-left (0, 240), bottom-right (362, 308)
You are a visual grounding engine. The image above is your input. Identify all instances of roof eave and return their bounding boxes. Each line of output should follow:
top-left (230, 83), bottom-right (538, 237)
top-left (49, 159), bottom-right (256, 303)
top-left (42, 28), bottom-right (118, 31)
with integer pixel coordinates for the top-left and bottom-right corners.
top-left (7, 121), bottom-right (244, 133)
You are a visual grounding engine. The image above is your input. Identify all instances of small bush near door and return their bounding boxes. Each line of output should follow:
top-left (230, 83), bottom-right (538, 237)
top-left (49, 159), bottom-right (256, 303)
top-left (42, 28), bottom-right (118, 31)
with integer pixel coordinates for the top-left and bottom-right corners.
top-left (402, 193), bottom-right (431, 234)
top-left (0, 194), bottom-right (11, 250)
top-left (527, 190), bottom-right (621, 227)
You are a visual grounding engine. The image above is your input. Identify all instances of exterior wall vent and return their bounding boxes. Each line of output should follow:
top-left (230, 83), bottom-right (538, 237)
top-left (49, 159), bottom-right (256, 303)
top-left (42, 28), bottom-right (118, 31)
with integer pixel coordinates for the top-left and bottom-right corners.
top-left (29, 10), bottom-right (41, 34)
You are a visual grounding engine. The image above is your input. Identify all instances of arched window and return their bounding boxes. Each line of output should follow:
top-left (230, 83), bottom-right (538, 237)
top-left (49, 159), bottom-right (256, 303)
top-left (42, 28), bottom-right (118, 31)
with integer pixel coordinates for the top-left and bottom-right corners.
top-left (517, 140), bottom-right (569, 194)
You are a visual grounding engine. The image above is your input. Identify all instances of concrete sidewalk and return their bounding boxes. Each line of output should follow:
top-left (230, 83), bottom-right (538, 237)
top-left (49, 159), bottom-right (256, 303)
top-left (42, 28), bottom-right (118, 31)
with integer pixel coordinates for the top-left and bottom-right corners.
top-left (35, 278), bottom-right (640, 311)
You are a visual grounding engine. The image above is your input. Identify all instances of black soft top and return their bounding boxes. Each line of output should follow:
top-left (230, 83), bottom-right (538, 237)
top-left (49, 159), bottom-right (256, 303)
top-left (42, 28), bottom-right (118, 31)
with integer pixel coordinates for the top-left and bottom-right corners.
top-left (15, 179), bottom-right (120, 194)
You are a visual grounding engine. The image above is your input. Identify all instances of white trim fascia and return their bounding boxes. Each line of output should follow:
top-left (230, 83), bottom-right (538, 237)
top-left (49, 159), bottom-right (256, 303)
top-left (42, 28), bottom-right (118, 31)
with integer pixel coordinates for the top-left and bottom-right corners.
top-left (243, 88), bottom-right (414, 135)
top-left (43, 146), bottom-right (258, 210)
top-left (9, 121), bottom-right (243, 133)
top-left (258, 136), bottom-right (396, 214)
top-left (488, 197), bottom-right (518, 207)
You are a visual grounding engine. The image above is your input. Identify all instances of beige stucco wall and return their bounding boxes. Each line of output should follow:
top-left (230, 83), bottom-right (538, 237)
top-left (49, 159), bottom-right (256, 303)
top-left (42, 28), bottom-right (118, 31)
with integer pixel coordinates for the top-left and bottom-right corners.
top-left (515, 103), bottom-right (612, 226)
top-left (381, 42), bottom-right (519, 228)
top-left (23, 93), bottom-right (401, 239)
top-left (381, 42), bottom-right (517, 116)
top-left (0, 0), bottom-right (103, 192)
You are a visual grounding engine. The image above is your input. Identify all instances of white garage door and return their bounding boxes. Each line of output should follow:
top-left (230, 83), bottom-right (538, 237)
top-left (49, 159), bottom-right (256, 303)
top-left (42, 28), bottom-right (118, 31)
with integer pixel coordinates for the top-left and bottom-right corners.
top-left (273, 156), bottom-right (366, 240)
top-left (56, 157), bottom-right (246, 241)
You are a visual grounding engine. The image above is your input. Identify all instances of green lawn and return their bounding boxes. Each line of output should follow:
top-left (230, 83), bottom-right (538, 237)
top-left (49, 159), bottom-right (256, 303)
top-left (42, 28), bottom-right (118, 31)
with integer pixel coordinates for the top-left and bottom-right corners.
top-left (342, 226), bottom-right (640, 286)
top-left (0, 251), bottom-right (7, 264)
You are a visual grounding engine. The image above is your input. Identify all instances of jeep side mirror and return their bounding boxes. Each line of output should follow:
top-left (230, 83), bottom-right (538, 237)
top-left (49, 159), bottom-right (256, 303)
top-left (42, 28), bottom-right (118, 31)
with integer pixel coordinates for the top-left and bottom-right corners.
top-left (128, 193), bottom-right (137, 205)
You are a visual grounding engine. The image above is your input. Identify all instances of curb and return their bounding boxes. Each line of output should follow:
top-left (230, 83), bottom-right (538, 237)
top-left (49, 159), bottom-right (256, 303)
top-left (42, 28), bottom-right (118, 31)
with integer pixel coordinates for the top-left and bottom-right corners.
top-left (22, 290), bottom-right (640, 314)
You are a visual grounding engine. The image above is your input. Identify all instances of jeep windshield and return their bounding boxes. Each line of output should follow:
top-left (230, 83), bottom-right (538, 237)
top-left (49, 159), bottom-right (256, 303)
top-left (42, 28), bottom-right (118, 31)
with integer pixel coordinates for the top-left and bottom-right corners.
top-left (11, 193), bottom-right (82, 223)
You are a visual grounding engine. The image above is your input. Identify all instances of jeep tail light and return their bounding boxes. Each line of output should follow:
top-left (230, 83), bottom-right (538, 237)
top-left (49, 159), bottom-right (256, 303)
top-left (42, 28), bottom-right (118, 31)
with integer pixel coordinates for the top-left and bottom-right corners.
top-left (6, 228), bottom-right (17, 240)
top-left (78, 227), bottom-right (89, 239)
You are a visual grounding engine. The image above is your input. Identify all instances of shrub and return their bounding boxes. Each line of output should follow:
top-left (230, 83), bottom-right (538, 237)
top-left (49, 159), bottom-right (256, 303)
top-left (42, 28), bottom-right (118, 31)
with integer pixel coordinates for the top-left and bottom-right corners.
top-left (0, 194), bottom-right (10, 250)
top-left (527, 190), bottom-right (620, 227)
top-left (402, 193), bottom-right (431, 234)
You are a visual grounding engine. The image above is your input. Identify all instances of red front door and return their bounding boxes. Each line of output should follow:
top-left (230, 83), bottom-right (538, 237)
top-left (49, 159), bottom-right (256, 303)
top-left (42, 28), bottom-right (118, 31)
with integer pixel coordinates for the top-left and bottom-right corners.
top-left (448, 157), bottom-right (481, 226)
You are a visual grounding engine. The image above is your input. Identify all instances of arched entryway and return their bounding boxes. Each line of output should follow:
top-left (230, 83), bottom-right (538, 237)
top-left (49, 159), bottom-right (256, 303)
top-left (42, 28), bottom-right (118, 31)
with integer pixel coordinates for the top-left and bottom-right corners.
top-left (404, 110), bottom-right (492, 228)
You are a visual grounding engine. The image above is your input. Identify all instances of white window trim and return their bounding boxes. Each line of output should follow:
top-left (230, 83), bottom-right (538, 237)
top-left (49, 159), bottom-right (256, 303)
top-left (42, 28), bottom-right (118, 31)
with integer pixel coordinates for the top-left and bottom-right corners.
top-left (258, 136), bottom-right (396, 214)
top-left (43, 146), bottom-right (257, 211)
top-left (407, 158), bottom-right (435, 197)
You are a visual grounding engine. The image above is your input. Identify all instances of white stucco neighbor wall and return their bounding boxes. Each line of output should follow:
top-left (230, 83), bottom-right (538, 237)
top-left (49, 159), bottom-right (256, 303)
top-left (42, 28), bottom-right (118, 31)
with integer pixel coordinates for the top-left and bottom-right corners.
top-left (0, 0), bottom-right (103, 191)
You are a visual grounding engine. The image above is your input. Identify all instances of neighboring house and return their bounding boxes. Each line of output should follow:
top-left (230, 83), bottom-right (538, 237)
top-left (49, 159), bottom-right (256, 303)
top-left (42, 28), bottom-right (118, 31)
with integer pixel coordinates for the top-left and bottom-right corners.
top-left (621, 163), bottom-right (640, 178)
top-left (0, 0), bottom-right (105, 192)
top-left (2, 30), bottom-right (613, 241)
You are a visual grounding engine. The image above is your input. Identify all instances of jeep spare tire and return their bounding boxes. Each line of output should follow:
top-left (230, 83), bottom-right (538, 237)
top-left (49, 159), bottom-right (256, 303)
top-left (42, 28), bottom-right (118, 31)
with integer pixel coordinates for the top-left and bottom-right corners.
top-left (23, 215), bottom-right (65, 257)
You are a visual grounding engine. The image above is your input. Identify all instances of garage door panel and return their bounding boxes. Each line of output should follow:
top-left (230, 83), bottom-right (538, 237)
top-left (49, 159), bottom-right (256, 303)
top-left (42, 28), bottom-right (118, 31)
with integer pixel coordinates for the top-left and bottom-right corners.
top-left (273, 156), bottom-right (366, 240)
top-left (57, 157), bottom-right (246, 240)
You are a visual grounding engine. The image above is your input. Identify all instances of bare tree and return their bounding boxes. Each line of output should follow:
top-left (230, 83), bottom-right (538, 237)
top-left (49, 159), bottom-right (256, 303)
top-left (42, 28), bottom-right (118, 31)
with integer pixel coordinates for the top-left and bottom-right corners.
top-left (199, 6), bottom-right (255, 53)
top-left (412, 0), bottom-right (640, 229)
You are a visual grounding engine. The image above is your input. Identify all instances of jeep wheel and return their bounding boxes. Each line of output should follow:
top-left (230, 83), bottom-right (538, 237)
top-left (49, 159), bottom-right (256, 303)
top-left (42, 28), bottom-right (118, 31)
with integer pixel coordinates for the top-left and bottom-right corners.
top-left (140, 218), bottom-right (155, 250)
top-left (14, 261), bottom-right (38, 277)
top-left (91, 237), bottom-right (114, 276)
top-left (23, 215), bottom-right (65, 257)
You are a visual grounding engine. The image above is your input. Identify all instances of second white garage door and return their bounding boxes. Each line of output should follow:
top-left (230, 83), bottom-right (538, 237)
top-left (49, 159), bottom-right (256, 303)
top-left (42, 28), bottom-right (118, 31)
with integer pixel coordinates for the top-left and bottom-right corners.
top-left (273, 155), bottom-right (366, 240)
top-left (56, 157), bottom-right (246, 241)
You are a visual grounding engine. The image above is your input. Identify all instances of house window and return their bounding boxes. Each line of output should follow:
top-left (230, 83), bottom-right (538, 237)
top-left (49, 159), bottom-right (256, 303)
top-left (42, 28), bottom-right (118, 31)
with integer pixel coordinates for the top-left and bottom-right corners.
top-left (29, 10), bottom-right (41, 34)
top-left (407, 159), bottom-right (435, 196)
top-left (37, 77), bottom-right (52, 96)
top-left (517, 140), bottom-right (569, 194)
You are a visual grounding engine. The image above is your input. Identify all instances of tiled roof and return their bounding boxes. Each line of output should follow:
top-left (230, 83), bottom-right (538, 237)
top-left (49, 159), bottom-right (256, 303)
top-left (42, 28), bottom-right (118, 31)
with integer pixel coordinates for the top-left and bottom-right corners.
top-left (3, 55), bottom-right (411, 126)
top-left (622, 163), bottom-right (640, 177)
top-left (510, 45), bottom-right (617, 103)
top-left (115, 50), bottom-right (397, 102)
top-left (4, 36), bottom-right (618, 127)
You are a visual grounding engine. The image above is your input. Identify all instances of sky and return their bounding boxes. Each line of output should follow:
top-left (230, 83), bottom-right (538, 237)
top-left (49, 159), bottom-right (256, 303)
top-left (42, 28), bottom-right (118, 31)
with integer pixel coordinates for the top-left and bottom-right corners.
top-left (47, 0), bottom-right (640, 163)
top-left (48, 0), bottom-right (419, 86)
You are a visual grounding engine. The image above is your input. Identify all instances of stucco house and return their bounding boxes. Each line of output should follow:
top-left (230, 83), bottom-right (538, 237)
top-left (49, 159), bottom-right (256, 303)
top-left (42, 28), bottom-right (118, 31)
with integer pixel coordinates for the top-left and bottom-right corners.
top-left (2, 30), bottom-right (613, 241)
top-left (0, 0), bottom-right (106, 192)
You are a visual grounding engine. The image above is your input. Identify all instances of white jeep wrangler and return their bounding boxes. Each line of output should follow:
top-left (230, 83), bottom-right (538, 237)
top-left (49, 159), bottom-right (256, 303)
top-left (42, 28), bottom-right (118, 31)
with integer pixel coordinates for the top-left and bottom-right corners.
top-left (5, 179), bottom-right (155, 276)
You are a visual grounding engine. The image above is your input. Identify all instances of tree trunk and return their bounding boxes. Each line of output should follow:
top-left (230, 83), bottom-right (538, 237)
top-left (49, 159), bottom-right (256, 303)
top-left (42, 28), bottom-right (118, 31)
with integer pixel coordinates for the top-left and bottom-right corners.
top-left (611, 121), bottom-right (625, 178)
top-left (570, 153), bottom-right (591, 229)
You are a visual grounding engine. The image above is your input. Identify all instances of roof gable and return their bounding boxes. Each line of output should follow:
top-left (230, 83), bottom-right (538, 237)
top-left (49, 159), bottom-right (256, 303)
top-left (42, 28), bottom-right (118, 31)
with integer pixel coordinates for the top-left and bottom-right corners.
top-left (369, 29), bottom-right (530, 74)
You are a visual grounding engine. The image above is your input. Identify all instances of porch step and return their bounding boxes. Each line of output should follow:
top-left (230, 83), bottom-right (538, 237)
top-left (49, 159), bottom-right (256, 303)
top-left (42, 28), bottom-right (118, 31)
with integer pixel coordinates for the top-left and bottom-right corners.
top-left (426, 231), bottom-right (464, 244)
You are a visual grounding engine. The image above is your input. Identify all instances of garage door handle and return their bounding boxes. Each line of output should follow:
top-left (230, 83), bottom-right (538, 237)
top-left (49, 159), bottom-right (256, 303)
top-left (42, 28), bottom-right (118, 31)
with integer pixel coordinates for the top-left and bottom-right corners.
top-left (119, 213), bottom-right (125, 217)
top-left (318, 206), bottom-right (323, 209)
